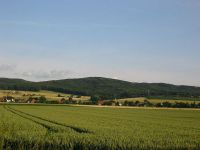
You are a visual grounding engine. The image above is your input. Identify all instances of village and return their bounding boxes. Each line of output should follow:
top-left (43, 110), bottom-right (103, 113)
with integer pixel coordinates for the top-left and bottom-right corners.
top-left (0, 90), bottom-right (89, 104)
top-left (1, 90), bottom-right (200, 108)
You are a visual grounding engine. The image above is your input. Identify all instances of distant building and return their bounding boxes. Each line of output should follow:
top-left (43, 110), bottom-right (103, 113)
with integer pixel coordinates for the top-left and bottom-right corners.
top-left (3, 96), bottom-right (15, 103)
top-left (98, 100), bottom-right (104, 105)
top-left (59, 98), bottom-right (66, 104)
top-left (98, 100), bottom-right (118, 106)
top-left (69, 97), bottom-right (73, 102)
top-left (27, 98), bottom-right (39, 103)
top-left (31, 99), bottom-right (39, 103)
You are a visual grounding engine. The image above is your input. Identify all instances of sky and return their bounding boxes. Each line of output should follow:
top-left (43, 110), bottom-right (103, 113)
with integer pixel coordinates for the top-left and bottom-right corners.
top-left (0, 0), bottom-right (200, 86)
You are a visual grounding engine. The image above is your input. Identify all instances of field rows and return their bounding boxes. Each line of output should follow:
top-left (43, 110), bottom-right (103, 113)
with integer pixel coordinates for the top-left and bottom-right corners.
top-left (4, 105), bottom-right (90, 134)
top-left (0, 104), bottom-right (200, 150)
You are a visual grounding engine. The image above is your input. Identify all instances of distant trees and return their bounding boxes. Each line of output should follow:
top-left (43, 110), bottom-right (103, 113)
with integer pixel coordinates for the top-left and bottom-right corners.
top-left (38, 96), bottom-right (47, 103)
top-left (0, 85), bottom-right (40, 92)
top-left (1, 78), bottom-right (200, 102)
top-left (91, 95), bottom-right (100, 103)
top-left (119, 92), bottom-right (133, 98)
top-left (27, 96), bottom-right (47, 103)
top-left (117, 100), bottom-right (200, 108)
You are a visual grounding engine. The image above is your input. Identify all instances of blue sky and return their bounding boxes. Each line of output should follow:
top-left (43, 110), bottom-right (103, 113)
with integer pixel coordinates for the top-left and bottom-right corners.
top-left (0, 0), bottom-right (200, 86)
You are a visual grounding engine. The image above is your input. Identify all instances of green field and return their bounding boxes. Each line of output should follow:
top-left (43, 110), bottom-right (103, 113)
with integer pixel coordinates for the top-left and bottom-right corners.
top-left (0, 104), bottom-right (200, 150)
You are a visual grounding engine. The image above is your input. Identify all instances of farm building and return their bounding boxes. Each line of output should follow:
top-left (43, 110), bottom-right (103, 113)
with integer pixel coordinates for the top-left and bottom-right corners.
top-left (27, 98), bottom-right (39, 103)
top-left (59, 98), bottom-right (66, 104)
top-left (3, 96), bottom-right (15, 103)
top-left (98, 100), bottom-right (119, 106)
top-left (98, 100), bottom-right (104, 105)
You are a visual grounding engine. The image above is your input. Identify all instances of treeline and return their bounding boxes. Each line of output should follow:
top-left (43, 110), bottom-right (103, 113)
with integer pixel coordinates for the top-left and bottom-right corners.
top-left (99, 100), bottom-right (200, 109)
top-left (40, 86), bottom-right (86, 96)
top-left (22, 96), bottom-right (200, 108)
top-left (0, 84), bottom-right (40, 91)
top-left (0, 78), bottom-right (40, 91)
top-left (1, 77), bottom-right (200, 100)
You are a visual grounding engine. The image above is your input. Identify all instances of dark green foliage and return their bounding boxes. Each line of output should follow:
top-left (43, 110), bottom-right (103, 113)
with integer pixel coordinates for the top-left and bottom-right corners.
top-left (173, 102), bottom-right (191, 108)
top-left (122, 100), bottom-right (200, 108)
top-left (91, 95), bottom-right (100, 102)
top-left (38, 96), bottom-right (47, 103)
top-left (103, 100), bottom-right (115, 106)
top-left (46, 100), bottom-right (59, 104)
top-left (1, 77), bottom-right (200, 100)
top-left (124, 101), bottom-right (136, 106)
top-left (162, 101), bottom-right (172, 107)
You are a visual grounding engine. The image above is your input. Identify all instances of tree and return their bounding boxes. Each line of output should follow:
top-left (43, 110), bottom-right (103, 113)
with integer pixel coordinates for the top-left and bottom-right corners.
top-left (162, 101), bottom-right (172, 107)
top-left (91, 95), bottom-right (100, 103)
top-left (39, 96), bottom-right (47, 103)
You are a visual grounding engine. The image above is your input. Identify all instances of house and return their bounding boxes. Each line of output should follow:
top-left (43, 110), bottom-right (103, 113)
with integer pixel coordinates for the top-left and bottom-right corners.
top-left (27, 98), bottom-right (39, 103)
top-left (31, 99), bottom-right (39, 103)
top-left (115, 101), bottom-right (122, 106)
top-left (99, 100), bottom-right (117, 106)
top-left (98, 100), bottom-right (105, 105)
top-left (68, 97), bottom-right (73, 102)
top-left (59, 98), bottom-right (66, 104)
top-left (3, 96), bottom-right (15, 103)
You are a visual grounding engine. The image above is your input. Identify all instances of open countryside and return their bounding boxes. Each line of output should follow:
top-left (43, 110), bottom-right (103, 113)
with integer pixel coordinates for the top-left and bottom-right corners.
top-left (0, 104), bottom-right (200, 150)
top-left (1, 77), bottom-right (200, 108)
top-left (0, 77), bottom-right (200, 149)
top-left (1, 0), bottom-right (200, 149)
top-left (0, 90), bottom-right (90, 103)
top-left (1, 89), bottom-right (200, 108)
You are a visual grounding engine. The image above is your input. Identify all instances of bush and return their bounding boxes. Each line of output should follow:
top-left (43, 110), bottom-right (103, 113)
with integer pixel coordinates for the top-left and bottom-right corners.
top-left (144, 100), bottom-right (153, 107)
top-left (38, 96), bottom-right (47, 103)
top-left (155, 103), bottom-right (163, 107)
top-left (162, 101), bottom-right (172, 107)
top-left (91, 95), bottom-right (100, 102)
top-left (174, 102), bottom-right (190, 108)
top-left (103, 100), bottom-right (115, 106)
top-left (46, 100), bottom-right (59, 104)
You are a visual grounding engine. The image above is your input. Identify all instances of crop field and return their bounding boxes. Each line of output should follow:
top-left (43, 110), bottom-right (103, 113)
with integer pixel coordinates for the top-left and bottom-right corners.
top-left (0, 104), bottom-right (200, 150)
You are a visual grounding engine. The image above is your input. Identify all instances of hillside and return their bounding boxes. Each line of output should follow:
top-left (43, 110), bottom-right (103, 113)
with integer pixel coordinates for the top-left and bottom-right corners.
top-left (0, 77), bottom-right (200, 99)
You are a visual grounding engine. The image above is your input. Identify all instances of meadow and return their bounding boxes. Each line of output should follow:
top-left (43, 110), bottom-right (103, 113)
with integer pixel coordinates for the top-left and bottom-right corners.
top-left (0, 104), bottom-right (200, 150)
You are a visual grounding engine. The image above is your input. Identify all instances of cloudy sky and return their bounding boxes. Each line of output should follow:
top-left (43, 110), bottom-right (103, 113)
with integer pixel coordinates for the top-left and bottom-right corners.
top-left (0, 0), bottom-right (200, 86)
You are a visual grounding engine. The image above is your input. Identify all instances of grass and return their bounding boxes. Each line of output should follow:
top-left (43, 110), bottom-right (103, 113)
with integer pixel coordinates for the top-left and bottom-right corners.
top-left (0, 104), bottom-right (200, 149)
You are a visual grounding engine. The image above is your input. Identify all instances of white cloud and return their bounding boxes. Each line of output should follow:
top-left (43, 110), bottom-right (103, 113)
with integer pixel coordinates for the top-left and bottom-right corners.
top-left (18, 69), bottom-right (73, 81)
top-left (0, 64), bottom-right (16, 72)
top-left (113, 77), bottom-right (119, 80)
top-left (0, 61), bottom-right (75, 81)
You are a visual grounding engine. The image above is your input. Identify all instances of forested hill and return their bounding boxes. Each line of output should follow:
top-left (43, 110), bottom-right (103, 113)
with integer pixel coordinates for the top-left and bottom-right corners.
top-left (0, 77), bottom-right (200, 99)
